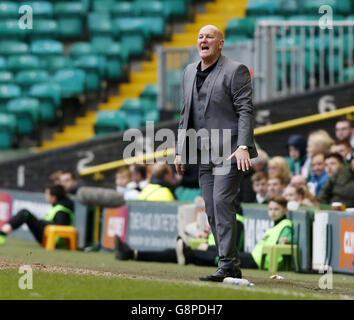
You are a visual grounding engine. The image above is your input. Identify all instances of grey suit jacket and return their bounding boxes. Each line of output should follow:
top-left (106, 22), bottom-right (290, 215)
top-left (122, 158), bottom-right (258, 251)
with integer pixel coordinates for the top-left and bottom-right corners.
top-left (177, 55), bottom-right (258, 161)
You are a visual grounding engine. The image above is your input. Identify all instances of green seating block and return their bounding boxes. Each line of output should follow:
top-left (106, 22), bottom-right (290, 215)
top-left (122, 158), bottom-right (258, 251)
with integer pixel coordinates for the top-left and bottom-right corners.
top-left (7, 55), bottom-right (40, 71)
top-left (0, 71), bottom-right (13, 84)
top-left (54, 68), bottom-right (85, 98)
top-left (15, 70), bottom-right (49, 93)
top-left (54, 1), bottom-right (86, 16)
top-left (343, 66), bottom-right (354, 82)
top-left (94, 111), bottom-right (126, 136)
top-left (226, 18), bottom-right (255, 38)
top-left (70, 42), bottom-right (93, 58)
top-left (29, 83), bottom-right (61, 123)
top-left (0, 113), bottom-right (17, 149)
top-left (135, 1), bottom-right (171, 22)
top-left (302, 0), bottom-right (351, 15)
top-left (0, 84), bottom-right (21, 110)
top-left (0, 41), bottom-right (29, 56)
top-left (0, 19), bottom-right (26, 39)
top-left (0, 2), bottom-right (19, 19)
top-left (6, 97), bottom-right (40, 135)
top-left (276, 0), bottom-right (298, 16)
top-left (0, 57), bottom-right (7, 70)
top-left (111, 2), bottom-right (135, 17)
top-left (45, 55), bottom-right (73, 72)
top-left (88, 12), bottom-right (113, 40)
top-left (121, 99), bottom-right (145, 128)
top-left (260, 244), bottom-right (300, 272)
top-left (57, 18), bottom-right (83, 38)
top-left (247, 0), bottom-right (279, 16)
top-left (20, 1), bottom-right (53, 17)
top-left (73, 55), bottom-right (106, 92)
top-left (163, 0), bottom-right (187, 18)
top-left (30, 39), bottom-right (63, 56)
top-left (92, 0), bottom-right (115, 12)
top-left (26, 19), bottom-right (58, 39)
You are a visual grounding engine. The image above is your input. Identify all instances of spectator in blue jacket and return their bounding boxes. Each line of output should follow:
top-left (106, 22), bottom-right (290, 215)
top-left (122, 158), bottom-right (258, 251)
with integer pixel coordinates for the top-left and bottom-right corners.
top-left (308, 153), bottom-right (329, 197)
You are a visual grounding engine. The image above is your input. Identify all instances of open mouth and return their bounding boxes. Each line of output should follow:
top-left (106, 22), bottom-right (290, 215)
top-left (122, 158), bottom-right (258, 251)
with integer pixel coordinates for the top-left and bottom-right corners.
top-left (201, 46), bottom-right (209, 51)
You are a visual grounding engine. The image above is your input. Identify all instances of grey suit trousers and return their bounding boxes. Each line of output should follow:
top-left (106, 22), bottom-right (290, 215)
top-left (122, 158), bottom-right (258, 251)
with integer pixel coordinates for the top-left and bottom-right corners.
top-left (199, 158), bottom-right (244, 271)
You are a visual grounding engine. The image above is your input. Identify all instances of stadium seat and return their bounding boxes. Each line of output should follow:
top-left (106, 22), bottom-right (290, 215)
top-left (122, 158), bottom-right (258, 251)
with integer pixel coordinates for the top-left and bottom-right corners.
top-left (246, 0), bottom-right (280, 16)
top-left (30, 39), bottom-right (64, 56)
top-left (0, 1), bottom-right (19, 19)
top-left (302, 0), bottom-right (351, 15)
top-left (94, 111), bottom-right (126, 136)
top-left (276, 0), bottom-right (298, 16)
top-left (54, 68), bottom-right (85, 99)
top-left (7, 54), bottom-right (40, 71)
top-left (88, 12), bottom-right (114, 44)
top-left (6, 97), bottom-right (40, 136)
top-left (73, 55), bottom-right (106, 92)
top-left (20, 1), bottom-right (53, 18)
top-left (260, 244), bottom-right (300, 272)
top-left (163, 0), bottom-right (187, 19)
top-left (0, 84), bottom-right (21, 110)
top-left (0, 57), bottom-right (7, 70)
top-left (92, 0), bottom-right (115, 13)
top-left (0, 112), bottom-right (17, 149)
top-left (45, 55), bottom-right (73, 73)
top-left (0, 20), bottom-right (26, 40)
top-left (0, 71), bottom-right (13, 84)
top-left (54, 2), bottom-right (86, 38)
top-left (15, 69), bottom-right (50, 93)
top-left (29, 83), bottom-right (61, 123)
top-left (343, 66), bottom-right (354, 82)
top-left (225, 18), bottom-right (256, 38)
top-left (42, 225), bottom-right (77, 250)
top-left (26, 19), bottom-right (58, 39)
top-left (111, 1), bottom-right (135, 17)
top-left (135, 1), bottom-right (171, 22)
top-left (140, 84), bottom-right (158, 108)
top-left (121, 99), bottom-right (144, 128)
top-left (91, 42), bottom-right (126, 81)
top-left (0, 41), bottom-right (29, 57)
top-left (70, 42), bottom-right (93, 58)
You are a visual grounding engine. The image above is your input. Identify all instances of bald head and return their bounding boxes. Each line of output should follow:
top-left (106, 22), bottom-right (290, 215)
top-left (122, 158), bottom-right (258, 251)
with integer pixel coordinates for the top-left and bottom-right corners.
top-left (151, 162), bottom-right (173, 184)
top-left (197, 25), bottom-right (224, 68)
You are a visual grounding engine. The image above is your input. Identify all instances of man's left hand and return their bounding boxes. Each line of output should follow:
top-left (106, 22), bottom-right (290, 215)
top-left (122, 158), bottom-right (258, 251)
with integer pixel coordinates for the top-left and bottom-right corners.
top-left (227, 148), bottom-right (252, 171)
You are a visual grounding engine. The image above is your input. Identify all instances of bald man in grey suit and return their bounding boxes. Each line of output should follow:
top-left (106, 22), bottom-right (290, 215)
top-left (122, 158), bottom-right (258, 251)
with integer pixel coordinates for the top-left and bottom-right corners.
top-left (174, 25), bottom-right (258, 281)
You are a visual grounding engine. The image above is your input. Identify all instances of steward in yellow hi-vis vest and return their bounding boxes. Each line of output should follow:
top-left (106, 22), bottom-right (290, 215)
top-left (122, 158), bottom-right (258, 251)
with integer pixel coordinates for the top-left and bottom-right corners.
top-left (237, 196), bottom-right (294, 271)
top-left (0, 185), bottom-right (74, 246)
top-left (137, 162), bottom-right (176, 202)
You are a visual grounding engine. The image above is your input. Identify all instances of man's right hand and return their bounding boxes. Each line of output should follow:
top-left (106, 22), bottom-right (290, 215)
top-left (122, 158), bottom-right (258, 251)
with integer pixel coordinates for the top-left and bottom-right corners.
top-left (174, 155), bottom-right (186, 176)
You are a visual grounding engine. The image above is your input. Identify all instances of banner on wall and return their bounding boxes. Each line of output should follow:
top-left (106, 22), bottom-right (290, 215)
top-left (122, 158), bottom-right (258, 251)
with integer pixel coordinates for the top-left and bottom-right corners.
top-left (0, 192), bottom-right (12, 228)
top-left (101, 206), bottom-right (128, 250)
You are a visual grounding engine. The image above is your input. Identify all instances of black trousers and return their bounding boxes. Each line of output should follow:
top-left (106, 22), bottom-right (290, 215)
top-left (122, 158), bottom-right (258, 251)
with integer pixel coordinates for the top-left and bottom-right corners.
top-left (9, 209), bottom-right (50, 244)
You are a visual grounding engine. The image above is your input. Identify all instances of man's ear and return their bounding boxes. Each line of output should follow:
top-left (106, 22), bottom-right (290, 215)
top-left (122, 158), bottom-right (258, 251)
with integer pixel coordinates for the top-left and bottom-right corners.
top-left (219, 39), bottom-right (224, 50)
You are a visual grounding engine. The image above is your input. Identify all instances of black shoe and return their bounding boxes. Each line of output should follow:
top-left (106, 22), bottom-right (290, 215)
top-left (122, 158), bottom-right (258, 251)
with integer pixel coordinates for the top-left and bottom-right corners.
top-left (176, 237), bottom-right (190, 265)
top-left (114, 235), bottom-right (133, 260)
top-left (199, 267), bottom-right (242, 282)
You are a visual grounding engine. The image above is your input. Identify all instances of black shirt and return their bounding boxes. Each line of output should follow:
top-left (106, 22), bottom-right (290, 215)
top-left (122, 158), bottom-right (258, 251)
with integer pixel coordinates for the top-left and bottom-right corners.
top-left (196, 59), bottom-right (219, 92)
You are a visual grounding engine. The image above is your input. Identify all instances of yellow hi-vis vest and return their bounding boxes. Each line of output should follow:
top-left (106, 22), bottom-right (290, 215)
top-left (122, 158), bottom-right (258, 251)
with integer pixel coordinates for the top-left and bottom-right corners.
top-left (137, 183), bottom-right (175, 202)
top-left (44, 204), bottom-right (74, 226)
top-left (208, 214), bottom-right (244, 249)
top-left (251, 218), bottom-right (292, 270)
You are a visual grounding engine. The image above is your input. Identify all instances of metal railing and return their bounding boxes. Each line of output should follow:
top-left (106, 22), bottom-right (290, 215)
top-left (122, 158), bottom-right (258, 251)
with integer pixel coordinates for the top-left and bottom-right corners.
top-left (254, 20), bottom-right (354, 102)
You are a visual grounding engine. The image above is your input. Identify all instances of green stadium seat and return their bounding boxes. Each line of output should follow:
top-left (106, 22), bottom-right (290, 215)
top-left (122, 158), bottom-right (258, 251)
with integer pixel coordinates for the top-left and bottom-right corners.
top-left (226, 18), bottom-right (256, 38)
top-left (276, 0), bottom-right (298, 16)
top-left (143, 17), bottom-right (166, 38)
top-left (0, 20), bottom-right (26, 40)
top-left (92, 0), bottom-right (114, 12)
top-left (29, 83), bottom-right (61, 123)
top-left (111, 1), bottom-right (135, 17)
top-left (73, 55), bottom-right (106, 92)
top-left (0, 41), bottom-right (29, 57)
top-left (254, 15), bottom-right (284, 23)
top-left (224, 35), bottom-right (250, 47)
top-left (0, 113), bottom-right (17, 149)
top-left (0, 57), bottom-right (6, 70)
top-left (121, 99), bottom-right (144, 128)
top-left (15, 70), bottom-right (50, 93)
top-left (45, 55), bottom-right (73, 72)
top-left (140, 84), bottom-right (158, 107)
top-left (0, 2), bottom-right (19, 19)
top-left (145, 109), bottom-right (160, 123)
top-left (54, 68), bottom-right (85, 99)
top-left (135, 1), bottom-right (171, 22)
top-left (54, 2), bottom-right (86, 38)
top-left (0, 84), bottom-right (21, 111)
top-left (0, 71), bottom-right (13, 84)
top-left (6, 97), bottom-right (40, 136)
top-left (343, 66), bottom-right (354, 82)
top-left (175, 187), bottom-right (201, 202)
top-left (163, 0), bottom-right (187, 19)
top-left (302, 0), bottom-right (351, 15)
top-left (26, 19), bottom-right (58, 40)
top-left (20, 1), bottom-right (53, 18)
top-left (88, 13), bottom-right (114, 44)
top-left (94, 111), bottom-right (126, 136)
top-left (246, 0), bottom-right (280, 16)
top-left (347, 14), bottom-right (354, 21)
top-left (30, 39), bottom-right (64, 56)
top-left (7, 54), bottom-right (40, 71)
top-left (91, 41), bottom-right (126, 81)
top-left (70, 42), bottom-right (93, 58)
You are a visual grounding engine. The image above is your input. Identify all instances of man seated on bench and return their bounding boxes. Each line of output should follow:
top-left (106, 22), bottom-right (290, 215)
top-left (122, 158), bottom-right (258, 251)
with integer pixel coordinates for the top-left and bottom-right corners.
top-left (0, 184), bottom-right (74, 245)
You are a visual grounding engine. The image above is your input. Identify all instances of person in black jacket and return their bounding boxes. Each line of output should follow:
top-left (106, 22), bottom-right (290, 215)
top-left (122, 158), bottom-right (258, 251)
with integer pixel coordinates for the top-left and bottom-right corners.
top-left (0, 184), bottom-right (74, 245)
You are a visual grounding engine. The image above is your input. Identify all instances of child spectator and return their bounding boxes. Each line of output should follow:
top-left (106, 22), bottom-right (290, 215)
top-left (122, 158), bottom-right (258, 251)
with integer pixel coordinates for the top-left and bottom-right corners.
top-left (267, 175), bottom-right (286, 199)
top-left (268, 156), bottom-right (292, 185)
top-left (115, 166), bottom-right (140, 200)
top-left (283, 184), bottom-right (318, 208)
top-left (251, 172), bottom-right (269, 204)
